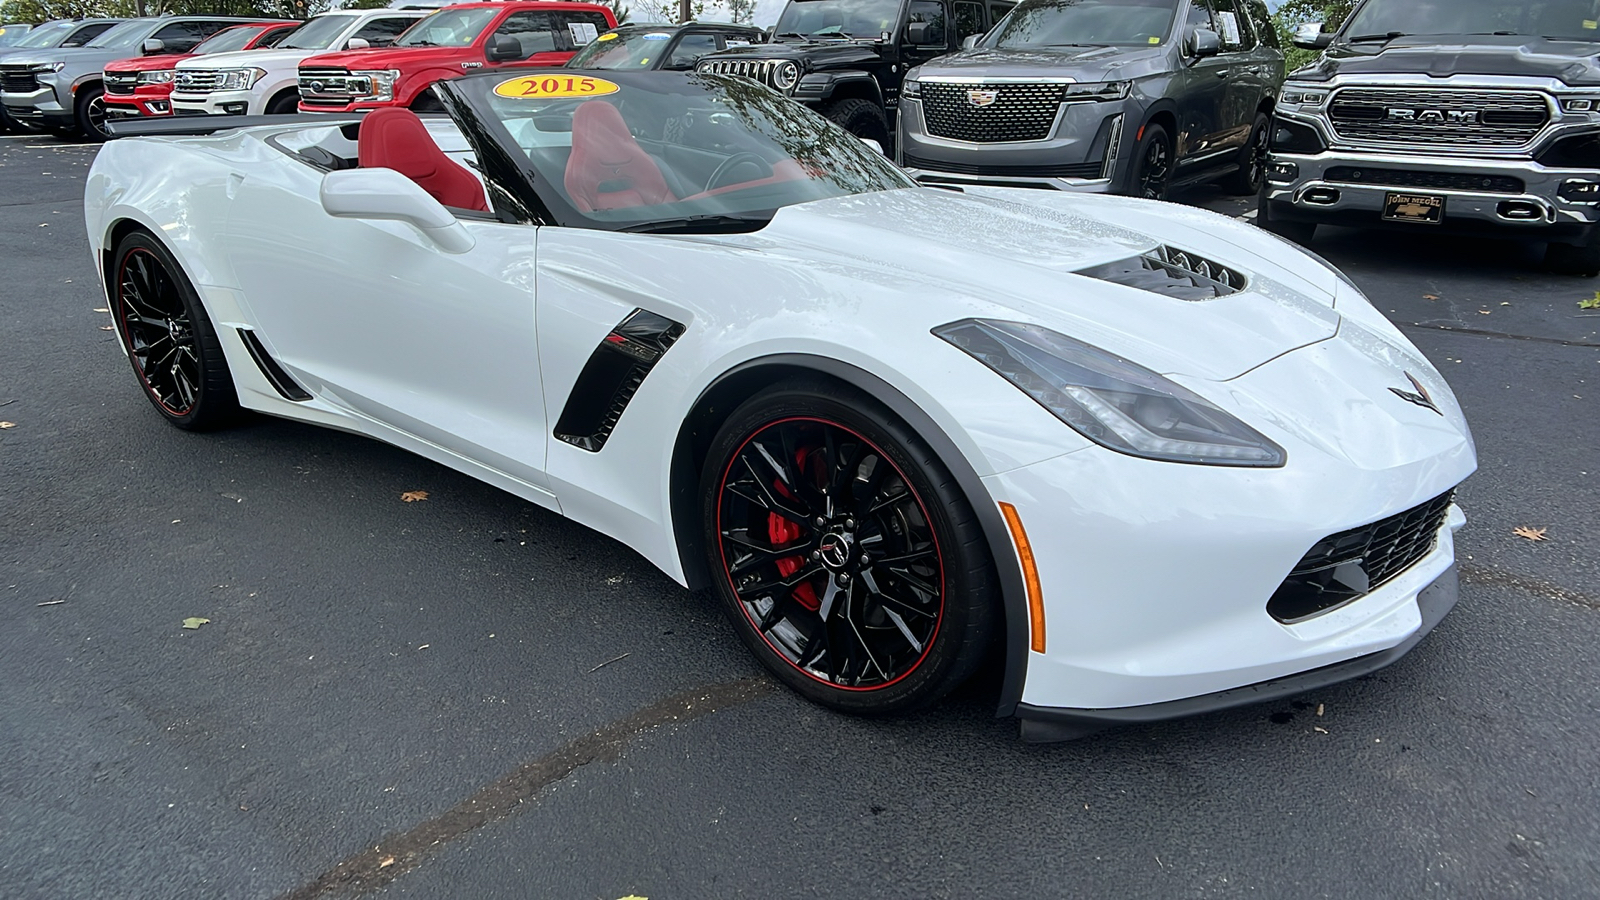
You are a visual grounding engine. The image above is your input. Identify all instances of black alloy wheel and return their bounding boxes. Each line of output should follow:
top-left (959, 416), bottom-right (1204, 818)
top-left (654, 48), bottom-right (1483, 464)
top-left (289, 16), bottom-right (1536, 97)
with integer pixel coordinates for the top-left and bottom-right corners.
top-left (703, 379), bottom-right (996, 714)
top-left (1135, 123), bottom-right (1172, 201)
top-left (77, 84), bottom-right (109, 141)
top-left (110, 230), bottom-right (240, 429)
top-left (1225, 112), bottom-right (1270, 196)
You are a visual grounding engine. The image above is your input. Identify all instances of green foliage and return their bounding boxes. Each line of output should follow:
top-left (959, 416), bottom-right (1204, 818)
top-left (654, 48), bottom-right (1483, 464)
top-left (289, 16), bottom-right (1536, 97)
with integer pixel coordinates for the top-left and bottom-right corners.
top-left (1273, 0), bottom-right (1356, 74)
top-left (0, 0), bottom-right (338, 24)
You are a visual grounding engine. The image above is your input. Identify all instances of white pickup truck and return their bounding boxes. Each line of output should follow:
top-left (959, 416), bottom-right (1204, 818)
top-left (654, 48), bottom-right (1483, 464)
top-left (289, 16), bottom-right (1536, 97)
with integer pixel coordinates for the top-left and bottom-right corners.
top-left (171, 8), bottom-right (423, 116)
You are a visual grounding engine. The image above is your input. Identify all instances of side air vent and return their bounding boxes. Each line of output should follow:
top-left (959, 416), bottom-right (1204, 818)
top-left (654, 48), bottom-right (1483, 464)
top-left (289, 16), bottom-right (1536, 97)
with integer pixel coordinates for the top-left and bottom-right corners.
top-left (554, 309), bottom-right (686, 452)
top-left (1077, 245), bottom-right (1246, 301)
top-left (237, 328), bottom-right (312, 401)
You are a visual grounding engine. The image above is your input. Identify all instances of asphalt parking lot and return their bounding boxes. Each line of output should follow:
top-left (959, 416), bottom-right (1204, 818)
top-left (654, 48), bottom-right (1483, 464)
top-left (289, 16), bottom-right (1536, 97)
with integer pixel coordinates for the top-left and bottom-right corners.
top-left (2, 132), bottom-right (1598, 900)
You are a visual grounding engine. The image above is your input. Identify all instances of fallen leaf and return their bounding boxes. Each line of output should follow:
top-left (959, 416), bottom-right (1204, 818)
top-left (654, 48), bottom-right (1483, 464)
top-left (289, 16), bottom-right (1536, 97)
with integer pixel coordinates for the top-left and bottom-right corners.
top-left (379, 857), bottom-right (395, 869)
top-left (99, 325), bottom-right (114, 331)
top-left (92, 307), bottom-right (109, 313)
top-left (1513, 526), bottom-right (1549, 542)
top-left (1316, 703), bottom-right (1324, 717)
top-left (400, 490), bottom-right (429, 502)
top-left (0, 422), bottom-right (14, 429)
top-left (182, 617), bottom-right (211, 629)
top-left (1423, 294), bottom-right (1439, 300)
top-left (416, 644), bottom-right (430, 650)
top-left (1581, 293), bottom-right (1600, 310)
top-left (1478, 309), bottom-right (1492, 315)
top-left (37, 599), bottom-right (65, 607)
top-left (1313, 726), bottom-right (1329, 734)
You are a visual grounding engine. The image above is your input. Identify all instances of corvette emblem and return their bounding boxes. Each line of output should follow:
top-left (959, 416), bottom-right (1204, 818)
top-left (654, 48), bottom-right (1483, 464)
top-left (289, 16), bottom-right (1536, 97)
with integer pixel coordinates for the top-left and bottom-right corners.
top-left (1389, 372), bottom-right (1442, 415)
top-left (967, 89), bottom-right (999, 108)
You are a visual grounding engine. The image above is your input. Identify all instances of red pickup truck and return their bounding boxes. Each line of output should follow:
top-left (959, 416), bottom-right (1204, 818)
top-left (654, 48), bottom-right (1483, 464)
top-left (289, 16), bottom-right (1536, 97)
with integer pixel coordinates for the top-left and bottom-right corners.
top-left (297, 1), bottom-right (614, 114)
top-left (102, 22), bottom-right (298, 119)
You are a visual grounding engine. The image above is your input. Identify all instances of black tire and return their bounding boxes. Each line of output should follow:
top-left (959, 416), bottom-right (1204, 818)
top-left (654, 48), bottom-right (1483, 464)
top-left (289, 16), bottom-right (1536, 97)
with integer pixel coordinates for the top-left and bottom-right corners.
top-left (821, 97), bottom-right (891, 150)
top-left (1544, 235), bottom-right (1600, 277)
top-left (1223, 112), bottom-right (1270, 196)
top-left (109, 230), bottom-right (240, 430)
top-left (409, 85), bottom-right (444, 113)
top-left (1132, 122), bottom-right (1173, 200)
top-left (265, 90), bottom-right (299, 115)
top-left (75, 83), bottom-right (107, 141)
top-left (1257, 189), bottom-right (1317, 245)
top-left (701, 377), bottom-right (997, 715)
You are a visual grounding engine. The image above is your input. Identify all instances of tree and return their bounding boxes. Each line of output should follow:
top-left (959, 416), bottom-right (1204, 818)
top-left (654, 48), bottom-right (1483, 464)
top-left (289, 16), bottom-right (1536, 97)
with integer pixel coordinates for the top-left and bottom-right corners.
top-left (1273, 0), bottom-right (1356, 72)
top-left (724, 0), bottom-right (754, 24)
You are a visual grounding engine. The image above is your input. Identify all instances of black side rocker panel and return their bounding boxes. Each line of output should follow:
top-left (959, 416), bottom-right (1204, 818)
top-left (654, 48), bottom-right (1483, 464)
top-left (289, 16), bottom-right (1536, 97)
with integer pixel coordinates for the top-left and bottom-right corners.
top-left (1016, 566), bottom-right (1461, 742)
top-left (554, 309), bottom-right (685, 452)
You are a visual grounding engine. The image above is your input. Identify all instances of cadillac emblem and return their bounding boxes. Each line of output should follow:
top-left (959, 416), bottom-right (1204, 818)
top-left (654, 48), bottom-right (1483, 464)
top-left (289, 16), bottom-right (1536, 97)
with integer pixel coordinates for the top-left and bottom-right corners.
top-left (967, 89), bottom-right (999, 108)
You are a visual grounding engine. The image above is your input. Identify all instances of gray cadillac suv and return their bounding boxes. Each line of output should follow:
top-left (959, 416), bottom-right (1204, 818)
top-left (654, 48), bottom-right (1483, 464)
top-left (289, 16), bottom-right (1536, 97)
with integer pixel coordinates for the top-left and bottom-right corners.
top-left (899, 0), bottom-right (1284, 198)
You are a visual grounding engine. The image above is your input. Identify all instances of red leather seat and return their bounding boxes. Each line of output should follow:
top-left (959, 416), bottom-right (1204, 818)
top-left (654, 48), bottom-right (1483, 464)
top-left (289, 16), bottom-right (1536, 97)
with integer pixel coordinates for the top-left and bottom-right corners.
top-left (357, 107), bottom-right (489, 212)
top-left (564, 100), bottom-right (676, 212)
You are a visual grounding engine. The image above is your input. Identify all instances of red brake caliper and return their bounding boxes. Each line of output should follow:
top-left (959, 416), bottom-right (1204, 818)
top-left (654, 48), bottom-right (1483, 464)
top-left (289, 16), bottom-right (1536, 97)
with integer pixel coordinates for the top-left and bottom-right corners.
top-left (768, 448), bottom-right (820, 612)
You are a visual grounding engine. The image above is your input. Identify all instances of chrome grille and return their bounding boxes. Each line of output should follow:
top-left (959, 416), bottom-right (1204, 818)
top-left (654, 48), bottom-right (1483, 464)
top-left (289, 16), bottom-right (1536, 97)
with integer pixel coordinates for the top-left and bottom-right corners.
top-left (298, 67), bottom-right (362, 103)
top-left (173, 70), bottom-right (225, 93)
top-left (104, 71), bottom-right (139, 95)
top-left (919, 81), bottom-right (1068, 143)
top-left (0, 65), bottom-right (39, 93)
top-left (1328, 88), bottom-right (1549, 149)
top-left (696, 58), bottom-right (783, 89)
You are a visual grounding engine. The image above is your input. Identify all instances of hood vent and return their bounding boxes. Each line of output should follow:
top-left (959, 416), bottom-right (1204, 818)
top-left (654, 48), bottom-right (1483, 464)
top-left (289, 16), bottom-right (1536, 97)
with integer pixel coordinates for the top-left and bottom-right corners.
top-left (1076, 245), bottom-right (1246, 301)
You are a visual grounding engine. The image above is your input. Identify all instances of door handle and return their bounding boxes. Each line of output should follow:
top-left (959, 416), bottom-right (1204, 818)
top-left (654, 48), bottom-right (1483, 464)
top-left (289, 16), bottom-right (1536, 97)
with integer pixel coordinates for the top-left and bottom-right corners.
top-left (1216, 68), bottom-right (1229, 78)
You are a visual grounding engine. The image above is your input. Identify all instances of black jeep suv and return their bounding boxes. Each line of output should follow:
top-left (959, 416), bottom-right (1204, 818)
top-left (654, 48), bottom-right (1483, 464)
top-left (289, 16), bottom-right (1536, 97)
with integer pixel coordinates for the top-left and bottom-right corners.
top-left (695, 0), bottom-right (1016, 147)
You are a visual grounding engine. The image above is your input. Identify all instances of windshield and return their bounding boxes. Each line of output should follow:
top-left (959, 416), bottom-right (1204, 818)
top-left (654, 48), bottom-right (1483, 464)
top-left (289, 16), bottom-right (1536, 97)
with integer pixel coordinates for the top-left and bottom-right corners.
top-left (395, 7), bottom-right (498, 47)
top-left (985, 0), bottom-right (1179, 48)
top-left (567, 28), bottom-right (675, 68)
top-left (277, 14), bottom-right (357, 50)
top-left (1343, 0), bottom-right (1600, 42)
top-left (87, 19), bottom-right (154, 50)
top-left (14, 21), bottom-right (74, 48)
top-left (774, 0), bottom-right (899, 38)
top-left (450, 71), bottom-right (913, 230)
top-left (194, 24), bottom-right (267, 55)
top-left (0, 25), bottom-right (32, 47)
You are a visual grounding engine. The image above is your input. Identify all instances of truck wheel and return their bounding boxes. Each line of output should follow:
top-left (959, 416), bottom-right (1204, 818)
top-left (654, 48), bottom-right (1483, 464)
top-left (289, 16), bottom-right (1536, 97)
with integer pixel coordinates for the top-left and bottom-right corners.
top-left (1543, 234), bottom-right (1600, 277)
top-left (1257, 189), bottom-right (1316, 246)
top-left (75, 84), bottom-right (108, 141)
top-left (821, 98), bottom-right (891, 150)
top-left (266, 91), bottom-right (299, 115)
top-left (1224, 113), bottom-right (1270, 196)
top-left (1132, 123), bottom-right (1172, 200)
top-left (410, 86), bottom-right (444, 113)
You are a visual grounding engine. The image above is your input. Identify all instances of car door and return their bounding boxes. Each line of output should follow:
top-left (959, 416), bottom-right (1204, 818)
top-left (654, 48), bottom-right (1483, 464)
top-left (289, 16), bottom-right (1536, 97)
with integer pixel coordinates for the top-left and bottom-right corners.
top-left (61, 22), bottom-right (116, 48)
top-left (489, 11), bottom-right (568, 68)
top-left (223, 160), bottom-right (551, 489)
top-left (1208, 0), bottom-right (1260, 150)
top-left (1174, 0), bottom-right (1230, 169)
top-left (665, 32), bottom-right (719, 69)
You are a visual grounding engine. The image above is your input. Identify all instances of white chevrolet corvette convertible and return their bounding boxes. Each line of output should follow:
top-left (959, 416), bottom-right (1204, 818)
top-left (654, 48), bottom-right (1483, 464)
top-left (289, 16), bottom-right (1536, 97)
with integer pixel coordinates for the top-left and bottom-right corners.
top-left (87, 70), bottom-right (1476, 740)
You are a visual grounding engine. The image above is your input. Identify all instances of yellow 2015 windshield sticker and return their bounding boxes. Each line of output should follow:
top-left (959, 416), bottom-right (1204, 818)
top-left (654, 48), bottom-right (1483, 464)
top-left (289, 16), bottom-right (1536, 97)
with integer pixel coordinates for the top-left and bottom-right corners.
top-left (597, 31), bottom-right (618, 40)
top-left (494, 74), bottom-right (620, 99)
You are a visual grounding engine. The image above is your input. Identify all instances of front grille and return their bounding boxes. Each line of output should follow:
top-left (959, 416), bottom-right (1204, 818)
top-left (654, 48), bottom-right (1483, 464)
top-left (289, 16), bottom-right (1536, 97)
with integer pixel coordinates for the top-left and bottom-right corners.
top-left (1077, 245), bottom-right (1246, 301)
top-left (173, 70), bottom-right (224, 93)
top-left (919, 81), bottom-right (1067, 143)
top-left (0, 66), bottom-right (39, 93)
top-left (104, 71), bottom-right (139, 95)
top-left (1267, 491), bottom-right (1454, 623)
top-left (1324, 165), bottom-right (1524, 194)
top-left (299, 67), bottom-right (364, 103)
top-left (902, 152), bottom-right (1102, 179)
top-left (697, 58), bottom-right (785, 89)
top-left (1328, 88), bottom-right (1549, 149)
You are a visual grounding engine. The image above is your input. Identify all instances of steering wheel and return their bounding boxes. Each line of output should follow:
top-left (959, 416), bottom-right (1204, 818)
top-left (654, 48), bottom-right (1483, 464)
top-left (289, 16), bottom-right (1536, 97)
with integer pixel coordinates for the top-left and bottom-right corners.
top-left (705, 152), bottom-right (772, 192)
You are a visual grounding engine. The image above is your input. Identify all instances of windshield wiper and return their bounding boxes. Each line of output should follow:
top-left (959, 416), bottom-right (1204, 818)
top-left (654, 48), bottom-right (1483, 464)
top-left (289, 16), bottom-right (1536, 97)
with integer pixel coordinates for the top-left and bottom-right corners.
top-left (1346, 31), bottom-right (1407, 44)
top-left (619, 214), bottom-right (772, 234)
top-left (405, 39), bottom-right (439, 46)
top-left (774, 31), bottom-right (810, 39)
top-left (1045, 42), bottom-right (1109, 47)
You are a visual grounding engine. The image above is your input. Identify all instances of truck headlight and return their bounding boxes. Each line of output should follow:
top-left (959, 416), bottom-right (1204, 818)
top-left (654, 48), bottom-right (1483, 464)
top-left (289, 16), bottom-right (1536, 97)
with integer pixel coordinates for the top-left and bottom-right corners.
top-left (138, 69), bottom-right (176, 85)
top-left (1561, 96), bottom-right (1600, 112)
top-left (1062, 80), bottom-right (1131, 101)
top-left (936, 319), bottom-right (1286, 467)
top-left (352, 69), bottom-right (401, 102)
top-left (30, 61), bottom-right (66, 73)
top-left (771, 61), bottom-right (799, 93)
top-left (216, 67), bottom-right (266, 91)
top-left (1280, 84), bottom-right (1329, 107)
top-left (903, 77), bottom-right (920, 98)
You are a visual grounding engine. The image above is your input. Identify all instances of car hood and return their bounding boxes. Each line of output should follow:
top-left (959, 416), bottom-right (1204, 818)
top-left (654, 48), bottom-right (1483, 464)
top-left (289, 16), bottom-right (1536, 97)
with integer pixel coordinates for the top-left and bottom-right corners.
top-left (911, 44), bottom-right (1170, 82)
top-left (179, 47), bottom-right (317, 71)
top-left (707, 38), bottom-right (881, 68)
top-left (713, 188), bottom-right (1341, 382)
top-left (2, 45), bottom-right (135, 67)
top-left (1296, 34), bottom-right (1600, 86)
top-left (300, 45), bottom-right (468, 70)
top-left (105, 52), bottom-right (199, 72)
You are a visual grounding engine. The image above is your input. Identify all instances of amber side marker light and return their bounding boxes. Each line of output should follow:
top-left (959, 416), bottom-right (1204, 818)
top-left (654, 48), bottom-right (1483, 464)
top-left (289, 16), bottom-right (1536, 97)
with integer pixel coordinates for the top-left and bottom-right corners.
top-left (998, 501), bottom-right (1046, 653)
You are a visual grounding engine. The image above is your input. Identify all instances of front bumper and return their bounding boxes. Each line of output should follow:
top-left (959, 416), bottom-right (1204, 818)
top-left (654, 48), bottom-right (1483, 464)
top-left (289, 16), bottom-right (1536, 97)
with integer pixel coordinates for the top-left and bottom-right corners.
top-left (897, 95), bottom-right (1128, 193)
top-left (171, 89), bottom-right (255, 116)
top-left (104, 91), bottom-right (172, 118)
top-left (1264, 148), bottom-right (1600, 240)
top-left (1, 81), bottom-right (70, 127)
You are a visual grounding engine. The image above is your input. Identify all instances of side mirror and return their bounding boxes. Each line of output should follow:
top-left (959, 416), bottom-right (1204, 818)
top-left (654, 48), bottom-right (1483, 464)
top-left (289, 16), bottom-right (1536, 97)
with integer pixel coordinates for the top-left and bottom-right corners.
top-left (486, 34), bottom-right (522, 62)
top-left (320, 168), bottom-right (476, 254)
top-left (141, 38), bottom-right (165, 55)
top-left (906, 21), bottom-right (943, 46)
top-left (1188, 28), bottom-right (1221, 57)
top-left (344, 37), bottom-right (371, 50)
top-left (859, 137), bottom-right (884, 155)
top-left (1292, 22), bottom-right (1334, 50)
top-left (960, 33), bottom-right (983, 50)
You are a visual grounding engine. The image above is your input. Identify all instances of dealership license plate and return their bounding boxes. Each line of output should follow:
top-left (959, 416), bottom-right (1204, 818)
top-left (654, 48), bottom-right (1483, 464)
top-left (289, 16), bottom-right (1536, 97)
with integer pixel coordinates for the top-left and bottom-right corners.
top-left (1383, 192), bottom-right (1445, 225)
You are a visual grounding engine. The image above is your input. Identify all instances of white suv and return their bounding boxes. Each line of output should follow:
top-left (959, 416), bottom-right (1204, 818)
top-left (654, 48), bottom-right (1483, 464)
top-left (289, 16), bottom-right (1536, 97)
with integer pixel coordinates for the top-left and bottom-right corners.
top-left (171, 8), bottom-right (423, 115)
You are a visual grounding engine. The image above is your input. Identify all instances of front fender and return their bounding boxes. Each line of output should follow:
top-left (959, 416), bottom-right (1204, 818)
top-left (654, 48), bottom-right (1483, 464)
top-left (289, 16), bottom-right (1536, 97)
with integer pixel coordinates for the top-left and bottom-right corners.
top-left (794, 69), bottom-right (883, 106)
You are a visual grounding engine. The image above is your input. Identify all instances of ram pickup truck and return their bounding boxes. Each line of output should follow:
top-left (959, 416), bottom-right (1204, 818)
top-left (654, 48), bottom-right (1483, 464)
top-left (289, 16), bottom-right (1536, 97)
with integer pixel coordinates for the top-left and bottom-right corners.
top-left (296, 1), bottom-right (613, 114)
top-left (1262, 0), bottom-right (1600, 276)
top-left (103, 22), bottom-right (298, 120)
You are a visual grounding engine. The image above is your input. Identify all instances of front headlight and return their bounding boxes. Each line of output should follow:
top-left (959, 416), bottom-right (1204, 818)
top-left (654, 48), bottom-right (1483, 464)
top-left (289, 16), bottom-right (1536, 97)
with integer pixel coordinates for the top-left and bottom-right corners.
top-left (771, 60), bottom-right (799, 93)
top-left (903, 77), bottom-right (920, 98)
top-left (936, 319), bottom-right (1286, 467)
top-left (352, 69), bottom-right (401, 102)
top-left (216, 67), bottom-right (266, 91)
top-left (138, 69), bottom-right (175, 85)
top-left (1280, 83), bottom-right (1329, 107)
top-left (1561, 95), bottom-right (1600, 112)
top-left (30, 61), bottom-right (66, 73)
top-left (1062, 80), bottom-right (1131, 102)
